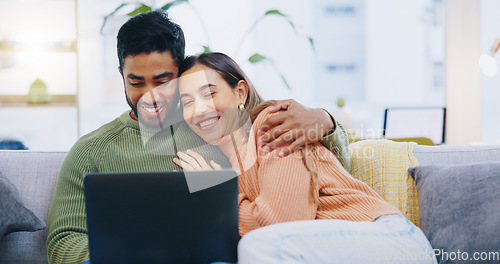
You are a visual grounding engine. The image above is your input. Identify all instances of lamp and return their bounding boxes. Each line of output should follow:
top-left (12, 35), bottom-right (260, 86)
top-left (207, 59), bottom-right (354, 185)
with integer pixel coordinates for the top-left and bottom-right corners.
top-left (479, 38), bottom-right (500, 77)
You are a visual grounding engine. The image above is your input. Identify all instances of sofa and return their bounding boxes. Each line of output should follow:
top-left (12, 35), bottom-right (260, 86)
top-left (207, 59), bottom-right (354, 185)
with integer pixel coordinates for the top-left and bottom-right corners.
top-left (1, 142), bottom-right (500, 264)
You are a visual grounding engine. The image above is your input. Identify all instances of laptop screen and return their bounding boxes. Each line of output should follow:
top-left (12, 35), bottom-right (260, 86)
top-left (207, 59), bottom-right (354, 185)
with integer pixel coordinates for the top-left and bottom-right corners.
top-left (383, 107), bottom-right (446, 145)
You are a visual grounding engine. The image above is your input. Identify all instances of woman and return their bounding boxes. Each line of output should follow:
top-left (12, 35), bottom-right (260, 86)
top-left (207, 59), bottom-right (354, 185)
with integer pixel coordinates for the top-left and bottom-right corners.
top-left (173, 52), bottom-right (437, 264)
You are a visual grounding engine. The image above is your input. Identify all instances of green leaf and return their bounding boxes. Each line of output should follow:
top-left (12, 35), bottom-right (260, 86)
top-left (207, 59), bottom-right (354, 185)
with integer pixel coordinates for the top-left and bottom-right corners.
top-left (161, 0), bottom-right (188, 11)
top-left (100, 3), bottom-right (130, 35)
top-left (248, 53), bottom-right (267, 64)
top-left (265, 9), bottom-right (287, 17)
top-left (194, 46), bottom-right (211, 55)
top-left (336, 97), bottom-right (345, 108)
top-left (280, 74), bottom-right (291, 90)
top-left (202, 45), bottom-right (212, 53)
top-left (308, 37), bottom-right (315, 51)
top-left (264, 9), bottom-right (297, 34)
top-left (248, 53), bottom-right (291, 90)
top-left (127, 4), bottom-right (152, 17)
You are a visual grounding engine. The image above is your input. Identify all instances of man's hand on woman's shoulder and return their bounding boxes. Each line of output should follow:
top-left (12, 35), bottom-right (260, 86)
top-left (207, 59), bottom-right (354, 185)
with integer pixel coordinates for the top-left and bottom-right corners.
top-left (257, 99), bottom-right (335, 157)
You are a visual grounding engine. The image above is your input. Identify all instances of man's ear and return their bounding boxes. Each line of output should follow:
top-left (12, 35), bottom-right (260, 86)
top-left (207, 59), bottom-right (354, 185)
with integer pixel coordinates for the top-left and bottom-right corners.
top-left (236, 80), bottom-right (249, 104)
top-left (118, 66), bottom-right (123, 78)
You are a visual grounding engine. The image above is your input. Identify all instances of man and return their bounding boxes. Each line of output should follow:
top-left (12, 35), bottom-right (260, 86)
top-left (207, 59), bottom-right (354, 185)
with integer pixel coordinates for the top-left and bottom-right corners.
top-left (47, 10), bottom-right (349, 264)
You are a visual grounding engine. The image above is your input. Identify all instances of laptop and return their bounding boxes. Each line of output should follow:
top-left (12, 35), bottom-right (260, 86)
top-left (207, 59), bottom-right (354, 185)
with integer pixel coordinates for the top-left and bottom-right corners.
top-left (383, 107), bottom-right (446, 145)
top-left (84, 170), bottom-right (239, 264)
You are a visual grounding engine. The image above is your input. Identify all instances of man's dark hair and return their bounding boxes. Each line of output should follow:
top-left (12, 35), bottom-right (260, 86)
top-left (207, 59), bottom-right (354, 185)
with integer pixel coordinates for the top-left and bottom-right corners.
top-left (117, 10), bottom-right (185, 71)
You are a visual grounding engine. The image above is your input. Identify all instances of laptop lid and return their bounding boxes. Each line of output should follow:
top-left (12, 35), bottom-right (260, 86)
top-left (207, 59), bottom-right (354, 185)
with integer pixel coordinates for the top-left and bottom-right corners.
top-left (84, 170), bottom-right (239, 264)
top-left (383, 107), bottom-right (446, 145)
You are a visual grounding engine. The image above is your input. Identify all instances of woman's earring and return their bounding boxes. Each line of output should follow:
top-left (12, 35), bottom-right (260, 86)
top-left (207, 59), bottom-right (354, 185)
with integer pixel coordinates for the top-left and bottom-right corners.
top-left (238, 103), bottom-right (245, 111)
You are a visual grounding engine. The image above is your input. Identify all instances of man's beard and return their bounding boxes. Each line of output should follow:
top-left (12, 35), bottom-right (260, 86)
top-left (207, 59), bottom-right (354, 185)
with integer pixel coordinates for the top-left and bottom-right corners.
top-left (126, 95), bottom-right (139, 119)
top-left (125, 91), bottom-right (182, 128)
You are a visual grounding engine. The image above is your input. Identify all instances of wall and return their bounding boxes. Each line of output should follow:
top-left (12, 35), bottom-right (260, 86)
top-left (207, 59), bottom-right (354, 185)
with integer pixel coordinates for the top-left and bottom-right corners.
top-left (445, 0), bottom-right (482, 145)
top-left (0, 0), bottom-right (78, 151)
top-left (481, 0), bottom-right (500, 143)
top-left (3, 0), bottom-right (495, 150)
top-left (250, 0), bottom-right (315, 105)
top-left (357, 0), bottom-right (445, 137)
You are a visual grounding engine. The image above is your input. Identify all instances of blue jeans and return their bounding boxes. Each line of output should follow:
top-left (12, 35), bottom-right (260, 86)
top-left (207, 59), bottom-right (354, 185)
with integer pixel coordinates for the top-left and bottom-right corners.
top-left (237, 215), bottom-right (437, 264)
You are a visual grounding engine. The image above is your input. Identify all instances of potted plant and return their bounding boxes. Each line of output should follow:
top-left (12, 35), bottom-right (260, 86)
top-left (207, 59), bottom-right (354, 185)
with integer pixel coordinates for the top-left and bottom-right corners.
top-left (100, 0), bottom-right (314, 90)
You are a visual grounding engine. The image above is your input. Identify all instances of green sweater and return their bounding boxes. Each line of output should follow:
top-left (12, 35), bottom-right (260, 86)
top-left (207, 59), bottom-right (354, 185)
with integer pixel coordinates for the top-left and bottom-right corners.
top-left (46, 111), bottom-right (350, 264)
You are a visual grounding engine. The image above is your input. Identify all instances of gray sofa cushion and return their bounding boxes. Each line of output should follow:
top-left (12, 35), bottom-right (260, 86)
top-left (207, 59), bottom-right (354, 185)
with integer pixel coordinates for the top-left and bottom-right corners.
top-left (413, 144), bottom-right (500, 166)
top-left (0, 150), bottom-right (67, 264)
top-left (409, 161), bottom-right (500, 264)
top-left (0, 171), bottom-right (45, 238)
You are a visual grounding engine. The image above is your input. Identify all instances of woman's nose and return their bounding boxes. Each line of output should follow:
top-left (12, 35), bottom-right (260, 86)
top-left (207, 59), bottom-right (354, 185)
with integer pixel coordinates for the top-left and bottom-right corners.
top-left (194, 100), bottom-right (211, 116)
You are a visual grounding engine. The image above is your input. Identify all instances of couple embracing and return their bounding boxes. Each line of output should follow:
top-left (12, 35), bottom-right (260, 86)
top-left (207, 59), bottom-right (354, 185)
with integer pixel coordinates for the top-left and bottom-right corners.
top-left (47, 10), bottom-right (436, 264)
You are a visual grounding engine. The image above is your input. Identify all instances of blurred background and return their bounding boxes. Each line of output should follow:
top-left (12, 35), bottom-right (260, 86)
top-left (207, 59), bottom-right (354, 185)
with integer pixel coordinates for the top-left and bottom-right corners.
top-left (0, 0), bottom-right (499, 151)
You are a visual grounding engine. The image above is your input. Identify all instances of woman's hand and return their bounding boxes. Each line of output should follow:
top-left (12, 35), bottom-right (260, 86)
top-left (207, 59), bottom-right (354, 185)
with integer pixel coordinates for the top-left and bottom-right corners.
top-left (173, 149), bottom-right (222, 171)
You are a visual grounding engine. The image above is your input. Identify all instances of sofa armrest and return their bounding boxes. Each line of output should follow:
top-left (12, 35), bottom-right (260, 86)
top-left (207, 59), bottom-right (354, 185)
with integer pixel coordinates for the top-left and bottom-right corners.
top-left (0, 150), bottom-right (67, 264)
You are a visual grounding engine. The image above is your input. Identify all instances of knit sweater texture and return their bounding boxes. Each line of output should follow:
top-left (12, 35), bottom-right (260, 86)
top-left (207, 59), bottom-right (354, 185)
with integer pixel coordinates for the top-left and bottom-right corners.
top-left (46, 110), bottom-right (350, 264)
top-left (215, 107), bottom-right (401, 236)
top-left (46, 111), bottom-right (231, 264)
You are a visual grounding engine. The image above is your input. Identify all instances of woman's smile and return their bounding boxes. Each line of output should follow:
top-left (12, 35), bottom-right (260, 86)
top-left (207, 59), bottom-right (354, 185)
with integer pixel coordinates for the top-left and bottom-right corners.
top-left (195, 115), bottom-right (221, 130)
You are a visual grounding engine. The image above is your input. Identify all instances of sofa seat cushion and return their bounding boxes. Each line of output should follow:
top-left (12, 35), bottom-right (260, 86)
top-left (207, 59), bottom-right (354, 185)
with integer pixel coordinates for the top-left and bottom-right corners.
top-left (0, 172), bottom-right (45, 239)
top-left (409, 161), bottom-right (500, 264)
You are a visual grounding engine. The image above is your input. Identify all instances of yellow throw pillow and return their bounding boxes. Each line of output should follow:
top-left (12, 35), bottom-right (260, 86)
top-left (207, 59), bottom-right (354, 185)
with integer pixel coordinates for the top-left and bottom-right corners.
top-left (349, 139), bottom-right (420, 225)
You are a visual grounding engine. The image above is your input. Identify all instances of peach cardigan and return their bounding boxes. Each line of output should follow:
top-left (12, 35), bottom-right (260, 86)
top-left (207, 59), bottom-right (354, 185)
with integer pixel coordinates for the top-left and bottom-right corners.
top-left (214, 107), bottom-right (401, 236)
